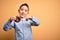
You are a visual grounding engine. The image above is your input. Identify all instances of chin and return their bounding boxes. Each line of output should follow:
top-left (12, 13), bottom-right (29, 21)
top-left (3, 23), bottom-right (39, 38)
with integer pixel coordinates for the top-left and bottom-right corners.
top-left (20, 15), bottom-right (25, 18)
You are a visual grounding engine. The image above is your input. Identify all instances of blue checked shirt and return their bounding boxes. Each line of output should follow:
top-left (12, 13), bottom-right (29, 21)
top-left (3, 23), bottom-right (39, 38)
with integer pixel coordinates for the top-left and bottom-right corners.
top-left (3, 16), bottom-right (40, 40)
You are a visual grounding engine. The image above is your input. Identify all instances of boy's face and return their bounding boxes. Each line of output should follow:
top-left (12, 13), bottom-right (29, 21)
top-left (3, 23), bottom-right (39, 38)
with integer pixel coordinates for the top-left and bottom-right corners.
top-left (18, 6), bottom-right (29, 18)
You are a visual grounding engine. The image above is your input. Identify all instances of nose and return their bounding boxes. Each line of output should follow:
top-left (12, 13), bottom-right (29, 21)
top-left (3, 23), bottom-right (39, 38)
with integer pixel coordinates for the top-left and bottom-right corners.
top-left (22, 11), bottom-right (25, 14)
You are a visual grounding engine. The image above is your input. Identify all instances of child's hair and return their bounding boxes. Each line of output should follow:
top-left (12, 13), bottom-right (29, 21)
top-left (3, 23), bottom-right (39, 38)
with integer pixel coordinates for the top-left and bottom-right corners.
top-left (18, 3), bottom-right (29, 11)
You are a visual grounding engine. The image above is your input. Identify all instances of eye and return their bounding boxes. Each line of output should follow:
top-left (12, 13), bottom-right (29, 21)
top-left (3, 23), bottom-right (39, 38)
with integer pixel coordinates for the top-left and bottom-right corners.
top-left (25, 10), bottom-right (28, 12)
top-left (20, 9), bottom-right (23, 11)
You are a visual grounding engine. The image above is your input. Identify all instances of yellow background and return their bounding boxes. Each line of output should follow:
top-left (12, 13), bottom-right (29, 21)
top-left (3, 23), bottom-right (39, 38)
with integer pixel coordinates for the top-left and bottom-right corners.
top-left (0, 0), bottom-right (60, 40)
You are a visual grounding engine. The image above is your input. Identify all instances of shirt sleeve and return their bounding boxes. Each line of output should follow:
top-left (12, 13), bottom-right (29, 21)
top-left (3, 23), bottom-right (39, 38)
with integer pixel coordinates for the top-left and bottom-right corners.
top-left (3, 20), bottom-right (15, 31)
top-left (30, 16), bottom-right (40, 26)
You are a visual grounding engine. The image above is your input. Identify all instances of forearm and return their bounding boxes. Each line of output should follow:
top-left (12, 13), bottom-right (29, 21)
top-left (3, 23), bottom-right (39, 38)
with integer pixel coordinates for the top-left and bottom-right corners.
top-left (3, 20), bottom-right (15, 31)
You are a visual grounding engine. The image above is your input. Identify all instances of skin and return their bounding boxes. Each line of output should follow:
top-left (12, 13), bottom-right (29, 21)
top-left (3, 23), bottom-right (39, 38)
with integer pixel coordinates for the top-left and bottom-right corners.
top-left (18, 6), bottom-right (29, 18)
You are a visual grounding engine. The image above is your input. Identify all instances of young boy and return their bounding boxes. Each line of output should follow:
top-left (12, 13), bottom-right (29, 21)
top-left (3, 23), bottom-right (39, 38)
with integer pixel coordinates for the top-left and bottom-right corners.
top-left (3, 3), bottom-right (40, 40)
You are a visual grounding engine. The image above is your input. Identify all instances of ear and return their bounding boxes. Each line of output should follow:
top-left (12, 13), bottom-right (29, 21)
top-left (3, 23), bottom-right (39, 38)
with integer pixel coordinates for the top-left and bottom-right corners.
top-left (28, 11), bottom-right (29, 14)
top-left (18, 9), bottom-right (20, 13)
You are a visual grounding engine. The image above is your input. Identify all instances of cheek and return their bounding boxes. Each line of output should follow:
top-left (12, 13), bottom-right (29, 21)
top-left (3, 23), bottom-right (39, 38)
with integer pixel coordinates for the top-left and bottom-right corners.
top-left (19, 11), bottom-right (22, 13)
top-left (25, 12), bottom-right (27, 14)
top-left (25, 11), bottom-right (29, 14)
top-left (19, 11), bottom-right (23, 15)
